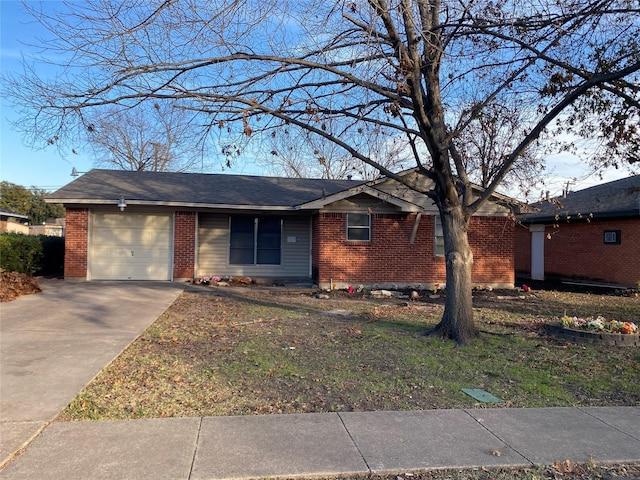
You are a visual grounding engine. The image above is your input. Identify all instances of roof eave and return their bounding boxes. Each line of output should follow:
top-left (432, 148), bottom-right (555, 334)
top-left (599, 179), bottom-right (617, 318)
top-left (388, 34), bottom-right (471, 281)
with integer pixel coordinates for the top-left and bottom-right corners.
top-left (0, 212), bottom-right (28, 219)
top-left (519, 209), bottom-right (640, 224)
top-left (48, 199), bottom-right (296, 211)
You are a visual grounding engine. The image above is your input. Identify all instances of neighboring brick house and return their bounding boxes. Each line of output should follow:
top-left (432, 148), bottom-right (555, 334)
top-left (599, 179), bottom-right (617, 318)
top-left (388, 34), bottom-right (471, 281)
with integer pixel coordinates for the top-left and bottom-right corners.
top-left (46, 169), bottom-right (516, 289)
top-left (515, 175), bottom-right (640, 288)
top-left (0, 208), bottom-right (29, 234)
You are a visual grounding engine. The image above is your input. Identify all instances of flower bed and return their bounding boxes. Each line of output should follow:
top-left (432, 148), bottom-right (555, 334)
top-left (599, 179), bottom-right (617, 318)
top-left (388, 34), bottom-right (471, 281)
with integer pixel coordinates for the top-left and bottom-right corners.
top-left (546, 316), bottom-right (639, 347)
top-left (561, 316), bottom-right (638, 334)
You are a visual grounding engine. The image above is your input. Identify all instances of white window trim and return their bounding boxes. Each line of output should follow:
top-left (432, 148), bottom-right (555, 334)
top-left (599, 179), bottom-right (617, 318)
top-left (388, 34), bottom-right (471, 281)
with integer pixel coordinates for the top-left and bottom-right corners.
top-left (346, 213), bottom-right (371, 242)
top-left (434, 215), bottom-right (444, 256)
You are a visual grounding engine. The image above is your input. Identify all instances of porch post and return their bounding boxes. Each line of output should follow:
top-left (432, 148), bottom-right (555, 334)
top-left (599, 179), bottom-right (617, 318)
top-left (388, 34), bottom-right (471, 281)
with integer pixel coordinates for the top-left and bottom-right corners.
top-left (530, 224), bottom-right (546, 281)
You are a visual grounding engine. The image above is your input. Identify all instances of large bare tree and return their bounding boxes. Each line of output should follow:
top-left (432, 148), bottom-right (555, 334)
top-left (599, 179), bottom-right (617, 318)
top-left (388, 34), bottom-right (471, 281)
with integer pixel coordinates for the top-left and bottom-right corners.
top-left (5, 0), bottom-right (639, 344)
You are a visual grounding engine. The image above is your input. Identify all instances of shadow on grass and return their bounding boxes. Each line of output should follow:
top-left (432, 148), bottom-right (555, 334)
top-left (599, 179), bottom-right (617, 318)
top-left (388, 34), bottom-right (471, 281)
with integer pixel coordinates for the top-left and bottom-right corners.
top-left (471, 290), bottom-right (639, 323)
top-left (59, 284), bottom-right (640, 420)
top-left (185, 284), bottom-right (443, 335)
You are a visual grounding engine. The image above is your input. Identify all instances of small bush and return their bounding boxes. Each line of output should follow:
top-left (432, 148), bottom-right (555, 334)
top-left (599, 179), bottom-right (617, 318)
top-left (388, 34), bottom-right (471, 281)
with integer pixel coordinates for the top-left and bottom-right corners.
top-left (0, 233), bottom-right (64, 276)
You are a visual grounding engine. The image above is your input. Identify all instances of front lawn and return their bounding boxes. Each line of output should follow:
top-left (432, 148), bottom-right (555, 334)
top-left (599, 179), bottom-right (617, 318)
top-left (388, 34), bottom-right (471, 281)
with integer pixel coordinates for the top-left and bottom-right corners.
top-left (59, 286), bottom-right (640, 420)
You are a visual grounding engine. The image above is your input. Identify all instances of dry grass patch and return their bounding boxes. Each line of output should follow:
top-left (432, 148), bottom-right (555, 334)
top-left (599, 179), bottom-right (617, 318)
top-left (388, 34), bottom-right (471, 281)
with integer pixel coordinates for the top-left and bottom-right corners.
top-left (59, 287), bottom-right (640, 421)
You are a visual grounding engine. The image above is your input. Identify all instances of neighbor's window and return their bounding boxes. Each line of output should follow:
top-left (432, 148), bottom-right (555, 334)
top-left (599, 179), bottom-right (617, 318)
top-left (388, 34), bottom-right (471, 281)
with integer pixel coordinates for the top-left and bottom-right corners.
top-left (346, 213), bottom-right (371, 241)
top-left (434, 215), bottom-right (445, 256)
top-left (229, 216), bottom-right (282, 265)
top-left (603, 230), bottom-right (621, 245)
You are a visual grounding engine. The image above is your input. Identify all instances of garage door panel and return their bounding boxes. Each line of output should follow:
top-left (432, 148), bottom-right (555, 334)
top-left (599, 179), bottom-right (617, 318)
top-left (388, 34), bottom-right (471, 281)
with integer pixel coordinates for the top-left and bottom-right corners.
top-left (90, 212), bottom-right (172, 280)
top-left (91, 246), bottom-right (136, 259)
top-left (91, 229), bottom-right (134, 245)
top-left (130, 249), bottom-right (171, 260)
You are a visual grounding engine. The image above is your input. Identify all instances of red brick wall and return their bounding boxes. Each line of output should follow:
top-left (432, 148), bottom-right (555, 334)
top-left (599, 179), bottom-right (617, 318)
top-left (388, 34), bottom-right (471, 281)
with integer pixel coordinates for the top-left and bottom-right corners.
top-left (468, 216), bottom-right (515, 285)
top-left (64, 208), bottom-right (89, 279)
top-left (517, 218), bottom-right (640, 287)
top-left (312, 213), bottom-right (514, 287)
top-left (173, 211), bottom-right (196, 280)
top-left (514, 223), bottom-right (532, 273)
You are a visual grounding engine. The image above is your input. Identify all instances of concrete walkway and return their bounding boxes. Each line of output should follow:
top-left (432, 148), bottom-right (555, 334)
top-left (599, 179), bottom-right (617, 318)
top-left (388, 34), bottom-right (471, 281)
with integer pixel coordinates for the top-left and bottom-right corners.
top-left (1, 281), bottom-right (639, 479)
top-left (0, 407), bottom-right (639, 479)
top-left (0, 280), bottom-right (184, 469)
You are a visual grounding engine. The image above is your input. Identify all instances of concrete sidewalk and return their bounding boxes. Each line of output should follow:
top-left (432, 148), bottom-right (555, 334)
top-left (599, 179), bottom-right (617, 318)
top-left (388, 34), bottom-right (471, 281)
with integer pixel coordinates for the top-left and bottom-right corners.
top-left (0, 407), bottom-right (638, 479)
top-left (0, 280), bottom-right (184, 469)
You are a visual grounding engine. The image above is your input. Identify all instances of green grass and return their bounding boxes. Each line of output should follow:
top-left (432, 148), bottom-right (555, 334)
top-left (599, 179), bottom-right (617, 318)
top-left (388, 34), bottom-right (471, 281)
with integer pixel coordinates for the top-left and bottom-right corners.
top-left (58, 288), bottom-right (640, 421)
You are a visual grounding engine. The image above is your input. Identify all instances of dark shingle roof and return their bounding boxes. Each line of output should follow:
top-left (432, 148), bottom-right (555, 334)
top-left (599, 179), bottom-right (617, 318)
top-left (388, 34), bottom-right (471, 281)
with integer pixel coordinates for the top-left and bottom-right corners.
top-left (46, 169), bottom-right (363, 208)
top-left (520, 175), bottom-right (640, 223)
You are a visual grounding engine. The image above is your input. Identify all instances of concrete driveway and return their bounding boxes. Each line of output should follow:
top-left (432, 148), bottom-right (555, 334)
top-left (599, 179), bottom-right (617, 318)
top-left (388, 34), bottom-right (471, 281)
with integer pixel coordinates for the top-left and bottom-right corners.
top-left (0, 280), bottom-right (184, 467)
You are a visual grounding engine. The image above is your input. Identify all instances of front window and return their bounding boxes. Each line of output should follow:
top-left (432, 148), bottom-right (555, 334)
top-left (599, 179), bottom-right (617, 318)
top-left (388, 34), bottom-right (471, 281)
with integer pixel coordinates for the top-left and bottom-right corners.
top-left (434, 215), bottom-right (444, 256)
top-left (229, 216), bottom-right (282, 265)
top-left (347, 213), bottom-right (371, 241)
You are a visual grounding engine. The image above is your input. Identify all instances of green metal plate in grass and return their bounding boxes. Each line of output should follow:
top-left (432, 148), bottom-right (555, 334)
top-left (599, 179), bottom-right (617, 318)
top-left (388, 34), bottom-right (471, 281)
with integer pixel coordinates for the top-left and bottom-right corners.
top-left (461, 388), bottom-right (503, 403)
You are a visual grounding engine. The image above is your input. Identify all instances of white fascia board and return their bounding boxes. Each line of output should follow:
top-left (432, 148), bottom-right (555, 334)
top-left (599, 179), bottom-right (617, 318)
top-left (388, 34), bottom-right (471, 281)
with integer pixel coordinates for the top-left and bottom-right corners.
top-left (48, 199), bottom-right (295, 211)
top-left (130, 201), bottom-right (295, 211)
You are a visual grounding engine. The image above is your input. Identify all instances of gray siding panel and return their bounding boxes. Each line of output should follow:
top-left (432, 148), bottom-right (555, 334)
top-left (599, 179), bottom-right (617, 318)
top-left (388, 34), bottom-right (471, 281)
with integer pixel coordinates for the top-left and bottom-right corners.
top-left (322, 193), bottom-right (403, 213)
top-left (197, 214), bottom-right (310, 278)
top-left (197, 214), bottom-right (228, 276)
top-left (282, 217), bottom-right (311, 277)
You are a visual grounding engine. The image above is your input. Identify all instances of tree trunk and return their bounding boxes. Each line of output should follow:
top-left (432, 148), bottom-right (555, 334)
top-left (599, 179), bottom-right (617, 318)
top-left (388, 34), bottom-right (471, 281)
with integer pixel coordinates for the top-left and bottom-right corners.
top-left (429, 205), bottom-right (479, 345)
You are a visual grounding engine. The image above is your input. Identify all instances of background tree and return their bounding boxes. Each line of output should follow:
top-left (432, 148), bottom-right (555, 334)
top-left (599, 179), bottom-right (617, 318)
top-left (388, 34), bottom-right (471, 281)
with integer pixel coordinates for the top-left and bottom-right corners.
top-left (85, 101), bottom-right (208, 172)
top-left (4, 0), bottom-right (639, 344)
top-left (259, 123), bottom-right (412, 179)
top-left (453, 103), bottom-right (548, 197)
top-left (0, 182), bottom-right (64, 225)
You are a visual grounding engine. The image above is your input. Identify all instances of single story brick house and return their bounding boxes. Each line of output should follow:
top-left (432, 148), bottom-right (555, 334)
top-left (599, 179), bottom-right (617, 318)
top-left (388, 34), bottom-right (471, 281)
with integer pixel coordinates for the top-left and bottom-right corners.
top-left (0, 208), bottom-right (29, 234)
top-left (515, 175), bottom-right (640, 288)
top-left (46, 169), bottom-right (516, 289)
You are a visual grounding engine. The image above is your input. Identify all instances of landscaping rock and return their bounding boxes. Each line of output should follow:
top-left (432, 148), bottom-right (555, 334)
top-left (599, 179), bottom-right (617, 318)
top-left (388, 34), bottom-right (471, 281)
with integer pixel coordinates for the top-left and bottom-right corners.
top-left (546, 323), bottom-right (640, 347)
top-left (371, 289), bottom-right (394, 298)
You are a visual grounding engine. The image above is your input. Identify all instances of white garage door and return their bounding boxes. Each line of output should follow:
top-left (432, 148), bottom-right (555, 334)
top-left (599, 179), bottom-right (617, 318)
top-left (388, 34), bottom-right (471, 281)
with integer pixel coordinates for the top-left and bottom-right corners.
top-left (90, 212), bottom-right (172, 280)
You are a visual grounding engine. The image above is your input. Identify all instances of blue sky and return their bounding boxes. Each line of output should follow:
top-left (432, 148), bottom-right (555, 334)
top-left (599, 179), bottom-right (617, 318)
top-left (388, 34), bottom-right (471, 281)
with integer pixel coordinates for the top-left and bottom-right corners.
top-left (0, 1), bottom-right (634, 196)
top-left (0, 1), bottom-right (97, 191)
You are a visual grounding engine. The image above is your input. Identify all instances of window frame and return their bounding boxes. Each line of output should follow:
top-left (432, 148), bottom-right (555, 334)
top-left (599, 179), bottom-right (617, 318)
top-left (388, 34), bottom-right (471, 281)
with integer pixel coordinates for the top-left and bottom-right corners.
top-left (346, 213), bottom-right (371, 242)
top-left (434, 215), bottom-right (445, 257)
top-left (229, 216), bottom-right (283, 265)
top-left (603, 229), bottom-right (621, 245)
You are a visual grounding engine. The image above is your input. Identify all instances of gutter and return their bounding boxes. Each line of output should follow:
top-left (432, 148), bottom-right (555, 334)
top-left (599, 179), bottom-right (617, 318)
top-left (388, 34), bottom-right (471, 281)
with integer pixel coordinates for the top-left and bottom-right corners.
top-left (44, 199), bottom-right (298, 211)
top-left (519, 209), bottom-right (640, 224)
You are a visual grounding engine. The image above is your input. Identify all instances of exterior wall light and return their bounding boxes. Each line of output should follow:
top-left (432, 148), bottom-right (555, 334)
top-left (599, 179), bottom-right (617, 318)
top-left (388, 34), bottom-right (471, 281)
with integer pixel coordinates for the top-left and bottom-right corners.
top-left (117, 197), bottom-right (127, 211)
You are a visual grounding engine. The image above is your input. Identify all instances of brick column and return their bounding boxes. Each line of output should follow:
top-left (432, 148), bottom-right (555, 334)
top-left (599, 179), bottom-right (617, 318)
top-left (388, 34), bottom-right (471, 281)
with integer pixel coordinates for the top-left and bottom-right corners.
top-left (468, 216), bottom-right (515, 287)
top-left (173, 211), bottom-right (197, 281)
top-left (64, 208), bottom-right (89, 280)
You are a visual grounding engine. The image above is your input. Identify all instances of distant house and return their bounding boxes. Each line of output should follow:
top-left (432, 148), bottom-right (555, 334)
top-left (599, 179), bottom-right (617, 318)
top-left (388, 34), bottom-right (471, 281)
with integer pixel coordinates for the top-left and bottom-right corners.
top-left (0, 208), bottom-right (29, 234)
top-left (46, 169), bottom-right (516, 288)
top-left (516, 175), bottom-right (640, 288)
top-left (28, 218), bottom-right (66, 237)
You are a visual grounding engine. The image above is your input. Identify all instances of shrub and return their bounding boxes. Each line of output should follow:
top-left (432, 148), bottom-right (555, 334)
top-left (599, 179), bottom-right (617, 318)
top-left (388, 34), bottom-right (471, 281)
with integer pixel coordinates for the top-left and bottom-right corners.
top-left (0, 233), bottom-right (43, 274)
top-left (0, 233), bottom-right (64, 276)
